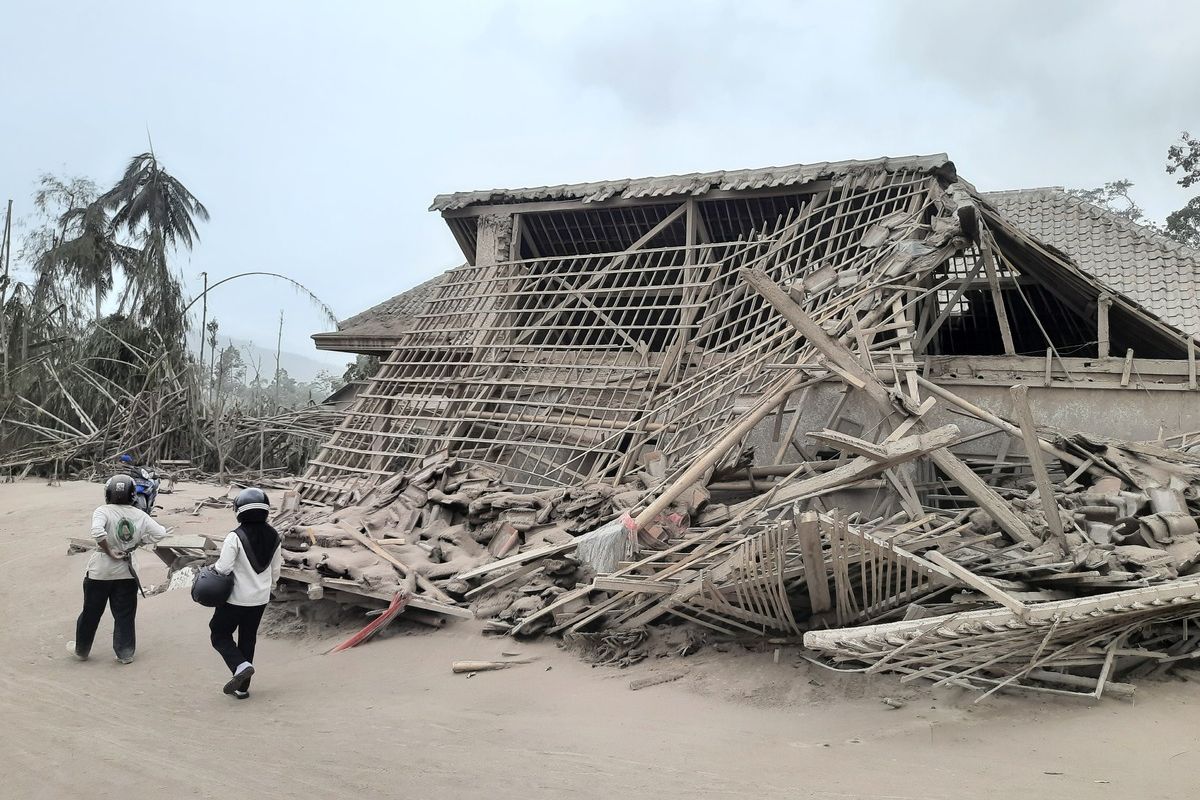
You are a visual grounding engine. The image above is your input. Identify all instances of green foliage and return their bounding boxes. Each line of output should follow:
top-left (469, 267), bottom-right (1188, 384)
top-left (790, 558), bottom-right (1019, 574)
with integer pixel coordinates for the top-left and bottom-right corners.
top-left (1166, 132), bottom-right (1200, 247)
top-left (1166, 199), bottom-right (1200, 248)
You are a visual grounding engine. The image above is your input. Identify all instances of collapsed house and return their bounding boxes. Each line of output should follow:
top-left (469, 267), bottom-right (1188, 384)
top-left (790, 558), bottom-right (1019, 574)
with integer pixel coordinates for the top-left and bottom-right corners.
top-left (184, 154), bottom-right (1200, 699)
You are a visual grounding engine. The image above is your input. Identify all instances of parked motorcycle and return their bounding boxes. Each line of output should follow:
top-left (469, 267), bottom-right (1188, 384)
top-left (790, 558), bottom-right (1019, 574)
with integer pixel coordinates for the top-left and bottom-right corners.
top-left (119, 455), bottom-right (160, 515)
top-left (131, 465), bottom-right (160, 514)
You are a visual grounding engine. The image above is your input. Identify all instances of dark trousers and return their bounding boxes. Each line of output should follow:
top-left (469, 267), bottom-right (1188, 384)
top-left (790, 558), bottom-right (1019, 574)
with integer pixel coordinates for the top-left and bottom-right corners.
top-left (75, 577), bottom-right (138, 659)
top-left (209, 603), bottom-right (266, 686)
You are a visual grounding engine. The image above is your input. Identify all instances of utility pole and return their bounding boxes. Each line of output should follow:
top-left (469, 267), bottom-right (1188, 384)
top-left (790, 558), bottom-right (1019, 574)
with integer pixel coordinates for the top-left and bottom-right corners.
top-left (198, 271), bottom-right (208, 379)
top-left (273, 309), bottom-right (283, 409)
top-left (0, 199), bottom-right (12, 396)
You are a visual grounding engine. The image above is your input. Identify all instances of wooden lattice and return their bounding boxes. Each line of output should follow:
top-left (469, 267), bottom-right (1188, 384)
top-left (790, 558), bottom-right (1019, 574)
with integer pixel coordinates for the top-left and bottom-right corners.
top-left (301, 168), bottom-right (950, 504)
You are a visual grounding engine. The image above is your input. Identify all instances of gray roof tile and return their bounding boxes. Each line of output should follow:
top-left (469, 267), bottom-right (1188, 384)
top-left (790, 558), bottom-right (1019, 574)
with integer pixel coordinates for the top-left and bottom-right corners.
top-left (983, 188), bottom-right (1200, 336)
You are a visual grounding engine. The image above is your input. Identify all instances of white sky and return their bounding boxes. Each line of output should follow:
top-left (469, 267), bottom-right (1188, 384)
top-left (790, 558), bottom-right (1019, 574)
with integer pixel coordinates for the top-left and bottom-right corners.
top-left (4, 0), bottom-right (1197, 366)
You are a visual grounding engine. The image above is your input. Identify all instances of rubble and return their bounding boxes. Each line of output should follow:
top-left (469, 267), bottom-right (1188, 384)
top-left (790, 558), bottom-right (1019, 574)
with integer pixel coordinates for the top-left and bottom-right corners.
top-left (158, 158), bottom-right (1200, 702)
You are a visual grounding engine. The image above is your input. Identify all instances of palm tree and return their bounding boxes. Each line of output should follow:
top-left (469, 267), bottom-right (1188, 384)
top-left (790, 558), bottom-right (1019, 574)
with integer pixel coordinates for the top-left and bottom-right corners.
top-left (39, 202), bottom-right (139, 321)
top-left (99, 151), bottom-right (209, 250)
top-left (98, 151), bottom-right (208, 345)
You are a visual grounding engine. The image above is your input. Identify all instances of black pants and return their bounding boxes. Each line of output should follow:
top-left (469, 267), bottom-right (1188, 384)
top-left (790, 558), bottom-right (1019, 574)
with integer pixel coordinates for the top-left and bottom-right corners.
top-left (75, 577), bottom-right (138, 659)
top-left (209, 603), bottom-right (266, 686)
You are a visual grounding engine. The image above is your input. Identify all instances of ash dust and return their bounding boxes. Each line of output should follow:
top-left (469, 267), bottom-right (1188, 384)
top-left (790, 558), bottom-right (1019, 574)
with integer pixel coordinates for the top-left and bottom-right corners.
top-left (2, 479), bottom-right (1196, 800)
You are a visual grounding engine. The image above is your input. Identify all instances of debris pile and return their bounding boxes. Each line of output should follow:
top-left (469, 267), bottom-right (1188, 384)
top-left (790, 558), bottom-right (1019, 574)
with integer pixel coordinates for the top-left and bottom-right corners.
top-left (155, 161), bottom-right (1200, 702)
top-left (258, 453), bottom-right (684, 625)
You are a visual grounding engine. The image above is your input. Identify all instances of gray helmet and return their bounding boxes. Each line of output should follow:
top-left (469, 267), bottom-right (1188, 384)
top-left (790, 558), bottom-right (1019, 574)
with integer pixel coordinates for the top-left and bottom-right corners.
top-left (234, 487), bottom-right (270, 521)
top-left (105, 474), bottom-right (136, 505)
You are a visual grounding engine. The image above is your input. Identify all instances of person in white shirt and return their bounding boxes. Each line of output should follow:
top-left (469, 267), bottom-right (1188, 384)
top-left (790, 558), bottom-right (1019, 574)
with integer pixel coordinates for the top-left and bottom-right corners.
top-left (67, 474), bottom-right (169, 663)
top-left (209, 487), bottom-right (282, 699)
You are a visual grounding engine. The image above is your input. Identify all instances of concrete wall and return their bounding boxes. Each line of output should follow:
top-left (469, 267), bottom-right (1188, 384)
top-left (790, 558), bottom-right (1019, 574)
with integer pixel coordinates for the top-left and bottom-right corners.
top-left (733, 379), bottom-right (1200, 514)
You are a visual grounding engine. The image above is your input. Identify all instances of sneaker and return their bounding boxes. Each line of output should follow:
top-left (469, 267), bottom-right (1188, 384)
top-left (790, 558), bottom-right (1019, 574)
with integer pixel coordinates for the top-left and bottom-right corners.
top-left (222, 664), bottom-right (255, 695)
top-left (115, 654), bottom-right (134, 665)
top-left (66, 641), bottom-right (88, 661)
top-left (233, 690), bottom-right (249, 700)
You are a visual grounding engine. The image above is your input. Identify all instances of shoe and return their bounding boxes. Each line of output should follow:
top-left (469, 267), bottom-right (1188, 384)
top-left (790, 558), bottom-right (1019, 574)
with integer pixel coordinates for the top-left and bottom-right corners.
top-left (222, 664), bottom-right (255, 695)
top-left (115, 654), bottom-right (134, 665)
top-left (66, 641), bottom-right (88, 661)
top-left (233, 690), bottom-right (249, 700)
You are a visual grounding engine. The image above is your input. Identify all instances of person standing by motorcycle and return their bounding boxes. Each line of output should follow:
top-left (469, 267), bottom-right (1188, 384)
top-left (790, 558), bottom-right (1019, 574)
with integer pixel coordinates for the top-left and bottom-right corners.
top-left (209, 487), bottom-right (281, 699)
top-left (67, 475), bottom-right (170, 663)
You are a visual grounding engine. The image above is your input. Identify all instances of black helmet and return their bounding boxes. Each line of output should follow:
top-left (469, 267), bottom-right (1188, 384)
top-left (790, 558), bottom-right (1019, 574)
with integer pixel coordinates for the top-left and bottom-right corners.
top-left (105, 474), bottom-right (136, 505)
top-left (234, 487), bottom-right (271, 521)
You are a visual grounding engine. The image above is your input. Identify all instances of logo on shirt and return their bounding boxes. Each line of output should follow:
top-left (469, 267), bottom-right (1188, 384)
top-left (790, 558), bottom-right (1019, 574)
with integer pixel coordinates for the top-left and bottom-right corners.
top-left (115, 518), bottom-right (136, 546)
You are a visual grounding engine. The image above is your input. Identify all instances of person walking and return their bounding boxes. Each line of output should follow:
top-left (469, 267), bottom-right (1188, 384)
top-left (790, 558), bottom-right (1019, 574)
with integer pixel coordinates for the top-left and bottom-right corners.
top-left (68, 474), bottom-right (170, 663)
top-left (209, 487), bottom-right (281, 699)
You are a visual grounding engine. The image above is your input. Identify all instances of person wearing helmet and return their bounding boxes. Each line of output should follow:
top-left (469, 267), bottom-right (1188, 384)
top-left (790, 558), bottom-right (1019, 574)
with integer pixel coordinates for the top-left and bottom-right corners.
top-left (67, 474), bottom-right (170, 663)
top-left (209, 487), bottom-right (282, 699)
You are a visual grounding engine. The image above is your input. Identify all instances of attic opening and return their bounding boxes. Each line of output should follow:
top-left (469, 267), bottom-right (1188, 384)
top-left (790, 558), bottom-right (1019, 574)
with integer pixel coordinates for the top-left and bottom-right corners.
top-left (503, 192), bottom-right (827, 352)
top-left (921, 246), bottom-right (1177, 359)
top-left (512, 192), bottom-right (822, 259)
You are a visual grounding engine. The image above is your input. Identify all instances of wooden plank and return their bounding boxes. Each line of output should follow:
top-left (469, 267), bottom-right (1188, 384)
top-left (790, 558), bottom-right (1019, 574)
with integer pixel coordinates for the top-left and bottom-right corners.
top-left (593, 576), bottom-right (678, 595)
top-left (630, 374), bottom-right (805, 531)
top-left (1121, 348), bottom-right (1134, 387)
top-left (1008, 384), bottom-right (1066, 548)
top-left (281, 569), bottom-right (473, 618)
top-left (1189, 339), bottom-right (1197, 390)
top-left (741, 267), bottom-right (1038, 545)
top-left (926, 550), bottom-right (1028, 620)
top-left (338, 522), bottom-right (457, 604)
top-left (463, 563), bottom-right (543, 600)
top-left (1097, 294), bottom-right (1111, 359)
top-left (913, 376), bottom-right (1095, 474)
top-left (804, 575), bottom-right (1200, 651)
top-left (796, 511), bottom-right (832, 614)
top-left (979, 234), bottom-right (1016, 355)
top-left (457, 539), bottom-right (579, 581)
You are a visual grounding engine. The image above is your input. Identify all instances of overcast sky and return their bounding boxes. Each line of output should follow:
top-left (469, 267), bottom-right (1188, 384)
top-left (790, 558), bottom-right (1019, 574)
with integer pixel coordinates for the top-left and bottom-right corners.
top-left (4, 0), bottom-right (1197, 369)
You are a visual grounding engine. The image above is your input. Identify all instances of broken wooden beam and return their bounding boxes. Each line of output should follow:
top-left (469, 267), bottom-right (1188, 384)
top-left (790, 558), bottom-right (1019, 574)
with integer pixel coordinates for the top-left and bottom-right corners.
top-left (1008, 384), bottom-right (1067, 549)
top-left (741, 267), bottom-right (1038, 545)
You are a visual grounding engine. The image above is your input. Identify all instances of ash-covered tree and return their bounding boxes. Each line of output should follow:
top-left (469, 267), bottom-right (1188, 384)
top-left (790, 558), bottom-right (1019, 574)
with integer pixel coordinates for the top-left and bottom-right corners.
top-left (38, 201), bottom-right (140, 322)
top-left (99, 151), bottom-right (209, 345)
top-left (1068, 180), bottom-right (1146, 222)
top-left (342, 353), bottom-right (380, 383)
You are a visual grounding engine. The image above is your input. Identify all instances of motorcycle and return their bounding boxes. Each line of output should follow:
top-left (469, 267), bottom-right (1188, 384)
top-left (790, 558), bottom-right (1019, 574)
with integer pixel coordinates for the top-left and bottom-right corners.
top-left (129, 465), bottom-right (160, 515)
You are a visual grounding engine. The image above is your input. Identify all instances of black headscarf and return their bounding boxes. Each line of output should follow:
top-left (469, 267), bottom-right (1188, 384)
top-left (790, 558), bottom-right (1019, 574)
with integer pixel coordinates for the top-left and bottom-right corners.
top-left (237, 508), bottom-right (280, 573)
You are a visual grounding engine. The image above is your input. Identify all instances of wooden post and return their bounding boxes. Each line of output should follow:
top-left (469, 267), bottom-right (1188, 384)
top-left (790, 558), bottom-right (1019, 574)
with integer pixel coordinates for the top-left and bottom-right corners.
top-left (796, 511), bottom-right (832, 615)
top-left (1121, 348), bottom-right (1134, 387)
top-left (1044, 348), bottom-right (1052, 386)
top-left (1009, 384), bottom-right (1065, 549)
top-left (1097, 294), bottom-right (1111, 359)
top-left (979, 233), bottom-right (1016, 355)
top-left (1189, 339), bottom-right (1197, 390)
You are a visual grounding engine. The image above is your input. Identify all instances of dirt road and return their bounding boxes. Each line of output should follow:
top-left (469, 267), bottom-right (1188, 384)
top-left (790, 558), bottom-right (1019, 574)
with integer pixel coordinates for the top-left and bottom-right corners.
top-left (1, 479), bottom-right (1197, 799)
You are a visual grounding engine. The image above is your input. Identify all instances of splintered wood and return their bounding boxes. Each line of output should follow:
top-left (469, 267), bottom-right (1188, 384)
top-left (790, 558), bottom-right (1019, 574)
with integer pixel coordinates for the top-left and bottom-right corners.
top-left (259, 159), bottom-right (1200, 701)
